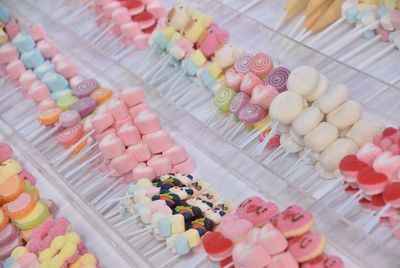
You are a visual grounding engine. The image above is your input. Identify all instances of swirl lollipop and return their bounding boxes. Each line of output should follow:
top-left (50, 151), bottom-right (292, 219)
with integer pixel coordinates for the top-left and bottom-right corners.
top-left (234, 53), bottom-right (253, 74)
top-left (267, 67), bottom-right (290, 93)
top-left (72, 97), bottom-right (97, 117)
top-left (213, 86), bottom-right (237, 113)
top-left (238, 104), bottom-right (266, 125)
top-left (72, 78), bottom-right (99, 98)
top-left (250, 52), bottom-right (273, 78)
top-left (230, 92), bottom-right (250, 116)
top-left (56, 124), bottom-right (84, 147)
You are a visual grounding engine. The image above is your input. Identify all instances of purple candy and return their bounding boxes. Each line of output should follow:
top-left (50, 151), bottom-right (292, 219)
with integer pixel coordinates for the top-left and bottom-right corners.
top-left (230, 92), bottom-right (250, 116)
top-left (238, 104), bottom-right (265, 125)
top-left (72, 97), bottom-right (96, 117)
top-left (72, 78), bottom-right (99, 98)
top-left (266, 67), bottom-right (290, 93)
top-left (59, 110), bottom-right (81, 128)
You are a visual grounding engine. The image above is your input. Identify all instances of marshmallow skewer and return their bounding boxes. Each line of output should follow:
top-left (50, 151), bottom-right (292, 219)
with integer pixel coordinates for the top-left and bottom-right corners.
top-left (338, 35), bottom-right (381, 62)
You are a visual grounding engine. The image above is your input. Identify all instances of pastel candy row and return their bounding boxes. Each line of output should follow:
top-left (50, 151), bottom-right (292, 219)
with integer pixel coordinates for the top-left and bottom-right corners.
top-left (92, 0), bottom-right (165, 49)
top-left (202, 196), bottom-right (343, 268)
top-left (0, 4), bottom-right (20, 46)
top-left (84, 87), bottom-right (195, 182)
top-left (268, 65), bottom-right (384, 179)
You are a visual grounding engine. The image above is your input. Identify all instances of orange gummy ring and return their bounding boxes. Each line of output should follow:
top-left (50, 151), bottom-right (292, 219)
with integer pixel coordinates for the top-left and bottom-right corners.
top-left (0, 208), bottom-right (9, 231)
top-left (91, 88), bottom-right (112, 105)
top-left (0, 174), bottom-right (25, 203)
top-left (38, 107), bottom-right (63, 126)
top-left (4, 192), bottom-right (38, 220)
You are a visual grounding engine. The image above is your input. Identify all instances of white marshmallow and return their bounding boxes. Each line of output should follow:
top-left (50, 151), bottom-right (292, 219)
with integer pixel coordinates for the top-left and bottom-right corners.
top-left (304, 122), bottom-right (339, 153)
top-left (313, 84), bottom-right (348, 114)
top-left (326, 100), bottom-right (362, 130)
top-left (287, 66), bottom-right (319, 97)
top-left (277, 122), bottom-right (291, 134)
top-left (306, 73), bottom-right (329, 102)
top-left (269, 91), bottom-right (306, 124)
top-left (280, 134), bottom-right (303, 153)
top-left (345, 118), bottom-right (384, 146)
top-left (291, 107), bottom-right (323, 136)
top-left (319, 138), bottom-right (359, 171)
top-left (289, 128), bottom-right (305, 147)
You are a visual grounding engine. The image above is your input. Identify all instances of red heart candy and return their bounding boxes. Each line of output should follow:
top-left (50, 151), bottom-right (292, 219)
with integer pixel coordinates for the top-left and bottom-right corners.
top-left (371, 193), bottom-right (385, 208)
top-left (357, 166), bottom-right (387, 185)
top-left (358, 197), bottom-right (372, 210)
top-left (302, 254), bottom-right (344, 268)
top-left (142, 22), bottom-right (157, 34)
top-left (133, 12), bottom-right (154, 23)
top-left (124, 0), bottom-right (143, 10)
top-left (202, 231), bottom-right (233, 261)
top-left (383, 127), bottom-right (397, 138)
top-left (339, 155), bottom-right (367, 172)
top-left (383, 182), bottom-right (400, 204)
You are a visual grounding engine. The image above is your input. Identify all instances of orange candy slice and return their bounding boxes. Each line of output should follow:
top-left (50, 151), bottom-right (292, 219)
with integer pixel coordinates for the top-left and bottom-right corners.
top-left (4, 192), bottom-right (38, 220)
top-left (0, 208), bottom-right (9, 231)
top-left (91, 88), bottom-right (112, 105)
top-left (0, 174), bottom-right (25, 203)
top-left (38, 107), bottom-right (63, 126)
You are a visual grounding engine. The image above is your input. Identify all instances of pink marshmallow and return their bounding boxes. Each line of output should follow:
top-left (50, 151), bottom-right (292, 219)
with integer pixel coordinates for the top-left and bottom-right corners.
top-left (147, 155), bottom-right (173, 177)
top-left (28, 24), bottom-right (46, 41)
top-left (95, 128), bottom-right (116, 141)
top-left (134, 34), bottom-right (150, 50)
top-left (380, 138), bottom-right (393, 151)
top-left (103, 2), bottom-right (121, 18)
top-left (251, 84), bottom-right (279, 109)
top-left (240, 72), bottom-right (263, 95)
top-left (356, 142), bottom-right (382, 166)
top-left (162, 145), bottom-right (188, 165)
top-left (108, 99), bottom-right (129, 120)
top-left (129, 103), bottom-right (147, 118)
top-left (174, 158), bottom-right (195, 174)
top-left (127, 142), bottom-right (152, 162)
top-left (142, 130), bottom-right (173, 154)
top-left (120, 22), bottom-right (141, 38)
top-left (5, 18), bottom-right (20, 40)
top-left (19, 70), bottom-right (38, 91)
top-left (51, 54), bottom-right (66, 65)
top-left (373, 151), bottom-right (400, 181)
top-left (117, 123), bottom-right (141, 146)
top-left (56, 61), bottom-right (77, 79)
top-left (0, 44), bottom-right (18, 64)
top-left (99, 135), bottom-right (126, 159)
top-left (134, 111), bottom-right (161, 135)
top-left (112, 7), bottom-right (131, 25)
top-left (147, 3), bottom-right (165, 19)
top-left (28, 81), bottom-right (51, 102)
top-left (69, 76), bottom-right (85, 89)
top-left (38, 99), bottom-right (56, 112)
top-left (120, 87), bottom-right (145, 107)
top-left (113, 115), bottom-right (133, 129)
top-left (37, 39), bottom-right (58, 60)
top-left (6, 59), bottom-right (26, 80)
top-left (132, 163), bottom-right (155, 181)
top-left (91, 112), bottom-right (114, 133)
top-left (109, 153), bottom-right (138, 174)
top-left (94, 0), bottom-right (112, 6)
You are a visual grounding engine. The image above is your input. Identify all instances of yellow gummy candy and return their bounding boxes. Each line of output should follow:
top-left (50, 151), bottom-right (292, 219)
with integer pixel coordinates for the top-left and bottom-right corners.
top-left (0, 159), bottom-right (22, 184)
top-left (182, 229), bottom-right (200, 248)
top-left (11, 246), bottom-right (28, 259)
top-left (191, 50), bottom-right (207, 66)
top-left (66, 232), bottom-right (81, 243)
top-left (136, 178), bottom-right (151, 187)
top-left (71, 253), bottom-right (97, 268)
top-left (253, 116), bottom-right (272, 131)
top-left (183, 11), bottom-right (213, 43)
top-left (357, 3), bottom-right (377, 11)
top-left (207, 62), bottom-right (222, 79)
top-left (162, 26), bottom-right (176, 40)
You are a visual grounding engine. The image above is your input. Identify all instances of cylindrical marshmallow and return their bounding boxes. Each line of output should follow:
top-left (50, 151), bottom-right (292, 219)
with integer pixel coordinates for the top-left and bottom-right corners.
top-left (326, 100), bottom-right (362, 130)
top-left (313, 84), bottom-right (348, 114)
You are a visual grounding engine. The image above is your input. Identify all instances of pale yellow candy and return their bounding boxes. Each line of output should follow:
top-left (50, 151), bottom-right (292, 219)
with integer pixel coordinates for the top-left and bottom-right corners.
top-left (207, 62), bottom-right (222, 79)
top-left (136, 178), bottom-right (152, 187)
top-left (191, 50), bottom-right (207, 66)
top-left (253, 116), bottom-right (271, 131)
top-left (0, 159), bottom-right (22, 184)
top-left (0, 29), bottom-right (8, 45)
top-left (66, 232), bottom-right (81, 243)
top-left (357, 3), bottom-right (377, 11)
top-left (183, 11), bottom-right (213, 43)
top-left (384, 0), bottom-right (397, 9)
top-left (162, 26), bottom-right (176, 40)
top-left (170, 214), bottom-right (185, 234)
top-left (11, 246), bottom-right (28, 259)
top-left (169, 32), bottom-right (182, 43)
top-left (182, 229), bottom-right (200, 248)
top-left (70, 253), bottom-right (97, 268)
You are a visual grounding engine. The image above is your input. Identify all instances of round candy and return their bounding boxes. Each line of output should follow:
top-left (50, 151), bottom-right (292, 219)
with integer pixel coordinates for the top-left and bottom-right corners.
top-left (269, 91), bottom-right (305, 124)
top-left (213, 86), bottom-right (236, 113)
top-left (56, 124), bottom-right (84, 147)
top-left (72, 97), bottom-right (97, 117)
top-left (230, 92), bottom-right (250, 116)
top-left (59, 110), bottom-right (81, 128)
top-left (38, 107), bottom-right (63, 126)
top-left (234, 53), bottom-right (253, 74)
top-left (267, 67), bottom-right (290, 93)
top-left (287, 66), bottom-right (319, 97)
top-left (238, 104), bottom-right (265, 125)
top-left (250, 52), bottom-right (273, 78)
top-left (0, 143), bottom-right (12, 162)
top-left (72, 79), bottom-right (99, 98)
top-left (91, 88), bottom-right (112, 105)
top-left (56, 94), bottom-right (78, 110)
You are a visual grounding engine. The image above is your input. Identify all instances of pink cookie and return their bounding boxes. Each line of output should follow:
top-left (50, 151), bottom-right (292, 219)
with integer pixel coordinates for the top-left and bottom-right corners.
top-left (108, 99), bottom-right (130, 120)
top-left (288, 232), bottom-right (326, 263)
top-left (129, 103), bottom-right (147, 118)
top-left (19, 70), bottom-right (38, 91)
top-left (38, 99), bottom-right (56, 112)
top-left (197, 23), bottom-right (229, 59)
top-left (174, 158), bottom-right (195, 174)
top-left (162, 145), bottom-right (188, 165)
top-left (236, 197), bottom-right (279, 226)
top-left (218, 213), bottom-right (254, 242)
top-left (268, 252), bottom-right (298, 268)
top-left (247, 223), bottom-right (288, 255)
top-left (18, 170), bottom-right (36, 185)
top-left (0, 44), bottom-right (18, 64)
top-left (28, 81), bottom-right (51, 102)
top-left (109, 153), bottom-right (138, 174)
top-left (0, 143), bottom-right (12, 162)
top-left (302, 254), bottom-right (344, 268)
top-left (274, 205), bottom-right (314, 238)
top-left (112, 7), bottom-right (131, 25)
top-left (120, 22), bottom-right (141, 38)
top-left (224, 68), bottom-right (243, 91)
top-left (132, 163), bottom-right (156, 181)
top-left (27, 217), bottom-right (71, 254)
top-left (6, 59), bottom-right (26, 80)
top-left (117, 123), bottom-right (141, 146)
top-left (251, 84), bottom-right (279, 109)
top-left (91, 112), bottom-right (114, 133)
top-left (28, 24), bottom-right (46, 41)
top-left (99, 135), bottom-right (126, 159)
top-left (356, 142), bottom-right (382, 166)
top-left (134, 111), bottom-right (161, 135)
top-left (142, 130), bottom-right (173, 154)
top-left (147, 155), bottom-right (173, 177)
top-left (373, 151), bottom-right (400, 181)
top-left (127, 142), bottom-right (152, 162)
top-left (56, 61), bottom-right (77, 79)
top-left (120, 87), bottom-right (145, 107)
top-left (232, 242), bottom-right (272, 268)
top-left (240, 72), bottom-right (263, 95)
top-left (36, 39), bottom-right (58, 59)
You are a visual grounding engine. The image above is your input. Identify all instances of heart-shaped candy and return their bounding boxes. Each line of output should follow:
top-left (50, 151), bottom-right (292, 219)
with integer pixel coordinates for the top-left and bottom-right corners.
top-left (373, 151), bottom-right (400, 181)
top-left (288, 232), bottom-right (326, 263)
top-left (356, 142), bottom-right (382, 166)
top-left (236, 196), bottom-right (278, 226)
top-left (357, 166), bottom-right (388, 195)
top-left (218, 214), bottom-right (253, 242)
top-left (383, 182), bottom-right (400, 208)
top-left (247, 223), bottom-right (288, 255)
top-left (240, 72), bottom-right (263, 95)
top-left (302, 254), bottom-right (344, 268)
top-left (224, 68), bottom-right (243, 90)
top-left (274, 205), bottom-right (314, 238)
top-left (251, 84), bottom-right (279, 109)
top-left (201, 231), bottom-right (233, 262)
top-left (338, 155), bottom-right (368, 182)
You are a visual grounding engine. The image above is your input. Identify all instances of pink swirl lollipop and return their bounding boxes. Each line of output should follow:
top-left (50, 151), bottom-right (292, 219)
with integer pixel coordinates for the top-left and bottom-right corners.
top-left (250, 52), bottom-right (273, 78)
top-left (266, 67), bottom-right (290, 93)
top-left (238, 104), bottom-right (265, 125)
top-left (72, 97), bottom-right (97, 117)
top-left (59, 110), bottom-right (81, 128)
top-left (230, 92), bottom-right (250, 116)
top-left (234, 53), bottom-right (253, 74)
top-left (72, 78), bottom-right (99, 98)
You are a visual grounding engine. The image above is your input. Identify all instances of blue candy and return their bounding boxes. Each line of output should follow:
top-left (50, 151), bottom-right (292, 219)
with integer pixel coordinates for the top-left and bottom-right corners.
top-left (363, 30), bottom-right (376, 39)
top-left (0, 4), bottom-right (10, 24)
top-left (158, 217), bottom-right (171, 238)
top-left (154, 33), bottom-right (169, 51)
top-left (378, 6), bottom-right (390, 17)
top-left (34, 61), bottom-right (55, 79)
top-left (51, 88), bottom-right (71, 100)
top-left (174, 235), bottom-right (190, 255)
top-left (12, 32), bottom-right (35, 53)
top-left (181, 58), bottom-right (198, 76)
top-left (42, 71), bottom-right (68, 92)
top-left (345, 6), bottom-right (358, 23)
top-left (20, 49), bottom-right (45, 69)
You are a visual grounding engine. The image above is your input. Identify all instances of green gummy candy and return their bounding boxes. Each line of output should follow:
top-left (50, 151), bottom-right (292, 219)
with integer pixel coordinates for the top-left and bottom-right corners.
top-left (213, 86), bottom-right (236, 113)
top-left (57, 94), bottom-right (78, 110)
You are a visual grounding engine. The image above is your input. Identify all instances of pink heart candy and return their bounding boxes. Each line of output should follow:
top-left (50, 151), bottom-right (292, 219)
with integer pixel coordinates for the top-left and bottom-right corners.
top-left (28, 81), bottom-right (51, 102)
top-left (240, 72), bottom-right (263, 95)
top-left (236, 196), bottom-right (279, 226)
top-left (224, 68), bottom-right (243, 90)
top-left (0, 143), bottom-right (13, 162)
top-left (251, 84), bottom-right (279, 109)
top-left (219, 214), bottom-right (254, 242)
top-left (147, 155), bottom-right (173, 177)
top-left (132, 163), bottom-right (156, 181)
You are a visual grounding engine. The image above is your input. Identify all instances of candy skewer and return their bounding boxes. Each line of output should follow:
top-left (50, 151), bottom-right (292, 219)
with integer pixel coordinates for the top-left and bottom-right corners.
top-left (113, 44), bottom-right (137, 61)
top-left (254, 121), bottom-right (278, 155)
top-left (114, 214), bottom-right (141, 228)
top-left (307, 17), bottom-right (346, 46)
top-left (144, 243), bottom-right (167, 257)
top-left (58, 141), bottom-right (98, 173)
top-left (362, 203), bottom-right (391, 233)
top-left (128, 226), bottom-right (153, 237)
top-left (159, 254), bottom-right (180, 268)
top-left (31, 124), bottom-right (61, 146)
top-left (283, 148), bottom-right (312, 178)
top-left (356, 44), bottom-right (396, 70)
top-left (63, 0), bottom-right (92, 23)
top-left (263, 144), bottom-right (284, 166)
top-left (91, 22), bottom-right (116, 46)
top-left (336, 189), bottom-right (362, 214)
top-left (89, 176), bottom-right (124, 205)
top-left (0, 86), bottom-right (21, 103)
top-left (64, 152), bottom-right (102, 178)
top-left (339, 35), bottom-right (380, 62)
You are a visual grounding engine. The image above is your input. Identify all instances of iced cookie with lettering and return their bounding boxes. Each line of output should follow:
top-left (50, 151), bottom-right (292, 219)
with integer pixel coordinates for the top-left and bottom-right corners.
top-left (288, 232), bottom-right (326, 263)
